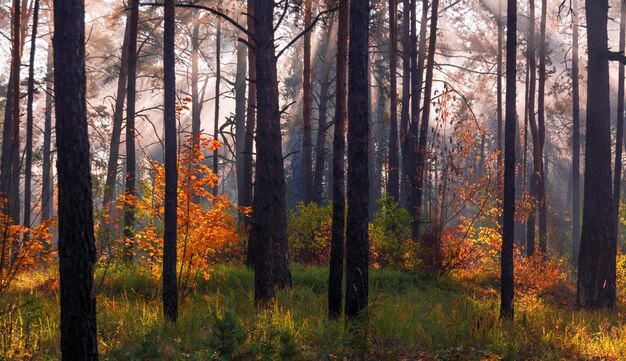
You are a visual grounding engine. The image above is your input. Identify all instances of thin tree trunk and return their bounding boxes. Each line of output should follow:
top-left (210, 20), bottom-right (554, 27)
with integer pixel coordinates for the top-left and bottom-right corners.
top-left (301, 0), bottom-right (314, 204)
top-left (102, 15), bottom-right (130, 209)
top-left (123, 0), bottom-right (139, 261)
top-left (244, 0), bottom-right (257, 267)
top-left (213, 18), bottom-right (221, 196)
top-left (500, 0), bottom-right (516, 319)
top-left (537, 0), bottom-right (547, 253)
top-left (42, 37), bottom-right (53, 222)
top-left (571, 0), bottom-right (581, 264)
top-left (328, 0), bottom-right (348, 319)
top-left (162, 0), bottom-right (178, 323)
top-left (192, 22), bottom-right (201, 147)
top-left (387, 0), bottom-right (399, 201)
top-left (526, 0), bottom-right (537, 256)
top-left (577, 0), bottom-right (616, 309)
top-left (235, 16), bottom-right (248, 213)
top-left (399, 0), bottom-right (410, 207)
top-left (23, 0), bottom-right (40, 238)
top-left (53, 0), bottom-right (98, 355)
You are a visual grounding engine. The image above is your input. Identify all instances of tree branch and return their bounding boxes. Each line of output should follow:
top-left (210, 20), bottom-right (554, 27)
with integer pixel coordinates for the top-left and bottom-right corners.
top-left (276, 6), bottom-right (338, 59)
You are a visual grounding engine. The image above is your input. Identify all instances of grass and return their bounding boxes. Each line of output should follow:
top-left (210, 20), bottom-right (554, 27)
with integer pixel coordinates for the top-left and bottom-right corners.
top-left (1, 263), bottom-right (626, 360)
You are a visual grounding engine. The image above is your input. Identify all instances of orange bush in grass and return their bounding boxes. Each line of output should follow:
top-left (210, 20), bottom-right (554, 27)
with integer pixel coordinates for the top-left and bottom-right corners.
top-left (118, 137), bottom-right (241, 295)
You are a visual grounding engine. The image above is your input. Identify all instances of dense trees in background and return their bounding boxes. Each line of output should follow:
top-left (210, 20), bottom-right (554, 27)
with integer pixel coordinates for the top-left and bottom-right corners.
top-left (53, 0), bottom-right (98, 356)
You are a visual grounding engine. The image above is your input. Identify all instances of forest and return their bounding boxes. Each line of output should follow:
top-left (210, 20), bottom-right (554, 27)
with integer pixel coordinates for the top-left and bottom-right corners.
top-left (1, 0), bottom-right (626, 359)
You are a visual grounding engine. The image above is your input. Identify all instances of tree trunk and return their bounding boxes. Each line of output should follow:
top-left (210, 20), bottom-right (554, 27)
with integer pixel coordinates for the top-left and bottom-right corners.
top-left (102, 15), bottom-right (130, 209)
top-left (412, 0), bottom-right (436, 240)
top-left (537, 0), bottom-right (547, 253)
top-left (399, 0), bottom-right (410, 208)
top-left (42, 37), bottom-right (54, 222)
top-left (387, 0), bottom-right (399, 201)
top-left (162, 0), bottom-right (178, 323)
top-left (253, 0), bottom-right (291, 304)
top-left (613, 0), bottom-right (625, 252)
top-left (500, 0), bottom-right (517, 319)
top-left (191, 22), bottom-right (201, 147)
top-left (328, 0), bottom-right (348, 319)
top-left (301, 0), bottom-right (314, 204)
top-left (244, 0), bottom-right (257, 267)
top-left (313, 24), bottom-right (335, 204)
top-left (123, 0), bottom-right (139, 261)
top-left (235, 16), bottom-right (248, 213)
top-left (53, 0), bottom-right (98, 356)
top-left (213, 18), bottom-right (222, 196)
top-left (577, 0), bottom-right (616, 309)
top-left (345, 0), bottom-right (369, 320)
top-left (526, 0), bottom-right (537, 256)
top-left (23, 0), bottom-right (39, 238)
top-left (571, 0), bottom-right (581, 264)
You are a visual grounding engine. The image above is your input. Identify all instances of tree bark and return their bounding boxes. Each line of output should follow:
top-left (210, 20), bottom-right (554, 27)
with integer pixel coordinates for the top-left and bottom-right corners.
top-left (399, 0), bottom-right (410, 207)
top-left (235, 16), bottom-right (248, 214)
top-left (613, 0), bottom-right (625, 253)
top-left (162, 0), bottom-right (178, 324)
top-left (387, 0), bottom-right (399, 201)
top-left (301, 0), bottom-right (314, 204)
top-left (244, 0), bottom-right (257, 267)
top-left (328, 0), bottom-right (348, 319)
top-left (253, 0), bottom-right (291, 304)
top-left (53, 0), bottom-right (98, 355)
top-left (577, 0), bottom-right (616, 309)
top-left (500, 0), bottom-right (516, 319)
top-left (345, 0), bottom-right (369, 320)
top-left (123, 0), bottom-right (140, 261)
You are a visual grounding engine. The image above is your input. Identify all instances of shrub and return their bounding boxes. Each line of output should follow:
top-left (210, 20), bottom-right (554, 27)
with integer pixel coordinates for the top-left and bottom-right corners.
top-left (287, 202), bottom-right (332, 264)
top-left (370, 194), bottom-right (411, 270)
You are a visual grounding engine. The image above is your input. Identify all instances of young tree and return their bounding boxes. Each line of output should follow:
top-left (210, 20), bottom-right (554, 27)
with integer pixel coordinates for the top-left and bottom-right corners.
top-left (253, 0), bottom-right (291, 303)
top-left (123, 0), bottom-right (140, 261)
top-left (577, 0), bottom-right (616, 309)
top-left (345, 0), bottom-right (370, 319)
top-left (328, 0), bottom-right (348, 319)
top-left (162, 0), bottom-right (178, 323)
top-left (500, 0), bottom-right (516, 319)
top-left (53, 0), bottom-right (98, 355)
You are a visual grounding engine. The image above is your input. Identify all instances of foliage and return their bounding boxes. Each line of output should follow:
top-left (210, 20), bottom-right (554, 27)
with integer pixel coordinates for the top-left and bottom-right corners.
top-left (287, 201), bottom-right (332, 264)
top-left (370, 194), bottom-right (411, 270)
top-left (116, 137), bottom-right (241, 295)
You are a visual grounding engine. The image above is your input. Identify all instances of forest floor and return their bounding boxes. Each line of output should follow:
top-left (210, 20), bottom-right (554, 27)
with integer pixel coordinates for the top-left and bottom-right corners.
top-left (2, 264), bottom-right (626, 360)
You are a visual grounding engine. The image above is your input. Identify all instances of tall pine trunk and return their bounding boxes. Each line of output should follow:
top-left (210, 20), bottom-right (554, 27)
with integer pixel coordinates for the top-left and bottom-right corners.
top-left (42, 37), bottom-right (54, 222)
top-left (571, 0), bottom-right (581, 264)
top-left (244, 0), bottom-right (257, 266)
top-left (387, 0), bottom-right (399, 201)
top-left (613, 0), bottom-right (625, 251)
top-left (526, 0), bottom-right (537, 256)
top-left (213, 18), bottom-right (221, 196)
top-left (537, 0), bottom-right (547, 253)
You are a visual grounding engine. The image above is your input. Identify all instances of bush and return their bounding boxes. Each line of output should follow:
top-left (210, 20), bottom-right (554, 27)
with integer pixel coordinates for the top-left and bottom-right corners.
top-left (370, 194), bottom-right (411, 270)
top-left (287, 202), bottom-right (332, 264)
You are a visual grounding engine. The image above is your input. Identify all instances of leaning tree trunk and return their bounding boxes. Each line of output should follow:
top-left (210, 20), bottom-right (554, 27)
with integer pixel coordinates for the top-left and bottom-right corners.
top-left (123, 0), bottom-right (140, 262)
top-left (162, 0), bottom-right (178, 323)
top-left (253, 0), bottom-right (291, 304)
top-left (577, 0), bottom-right (616, 309)
top-left (328, 0), bottom-right (348, 319)
top-left (53, 0), bottom-right (99, 356)
top-left (387, 0), bottom-right (399, 201)
top-left (23, 0), bottom-right (40, 239)
top-left (500, 0), bottom-right (517, 320)
top-left (345, 0), bottom-right (369, 320)
top-left (102, 15), bottom-right (130, 210)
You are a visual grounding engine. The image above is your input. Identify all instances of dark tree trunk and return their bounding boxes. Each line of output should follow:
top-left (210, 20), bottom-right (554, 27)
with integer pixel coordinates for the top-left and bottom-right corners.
top-left (313, 25), bottom-right (335, 204)
top-left (412, 0), bottom-right (437, 240)
top-left (301, 0), bottom-right (314, 204)
top-left (399, 0), bottom-right (410, 207)
top-left (387, 0), bottom-right (399, 201)
top-left (345, 0), bottom-right (369, 320)
top-left (213, 18), bottom-right (222, 196)
top-left (53, 0), bottom-right (98, 356)
top-left (613, 0), bottom-right (625, 251)
top-left (253, 0), bottom-right (291, 304)
top-left (500, 0), bottom-right (516, 319)
top-left (1, 0), bottom-right (22, 226)
top-left (537, 0), bottom-right (547, 253)
top-left (496, 0), bottom-right (503, 230)
top-left (571, 0), bottom-right (580, 264)
top-left (577, 0), bottom-right (616, 309)
top-left (526, 0), bottom-right (537, 256)
top-left (191, 22), bottom-right (201, 147)
top-left (123, 0), bottom-right (139, 261)
top-left (328, 0), bottom-right (348, 319)
top-left (103, 15), bottom-right (130, 209)
top-left (235, 16), bottom-right (248, 213)
top-left (244, 0), bottom-right (257, 267)
top-left (23, 0), bottom-right (39, 237)
top-left (42, 37), bottom-right (53, 222)
top-left (162, 0), bottom-right (178, 323)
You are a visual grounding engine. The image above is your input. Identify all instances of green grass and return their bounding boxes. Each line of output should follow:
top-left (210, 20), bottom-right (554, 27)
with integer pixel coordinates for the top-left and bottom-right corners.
top-left (1, 264), bottom-right (626, 360)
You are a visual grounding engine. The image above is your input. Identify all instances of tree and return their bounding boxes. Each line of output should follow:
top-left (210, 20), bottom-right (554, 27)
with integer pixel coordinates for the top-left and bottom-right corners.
top-left (53, 0), bottom-right (98, 355)
top-left (536, 0), bottom-right (548, 253)
top-left (526, 0), bottom-right (537, 256)
top-left (253, 0), bottom-right (291, 304)
top-left (345, 0), bottom-right (369, 319)
top-left (235, 15), bottom-right (248, 216)
top-left (571, 0), bottom-right (581, 264)
top-left (123, 0), bottom-right (140, 261)
top-left (244, 0), bottom-right (257, 267)
top-left (213, 18), bottom-right (222, 196)
top-left (613, 0), bottom-right (625, 253)
top-left (387, 0), bottom-right (399, 201)
top-left (399, 0), bottom-right (410, 206)
top-left (162, 0), bottom-right (178, 323)
top-left (328, 0), bottom-right (348, 319)
top-left (42, 36), bottom-right (54, 222)
top-left (301, 0), bottom-right (314, 204)
top-left (577, 0), bottom-right (616, 309)
top-left (500, 0), bottom-right (516, 319)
